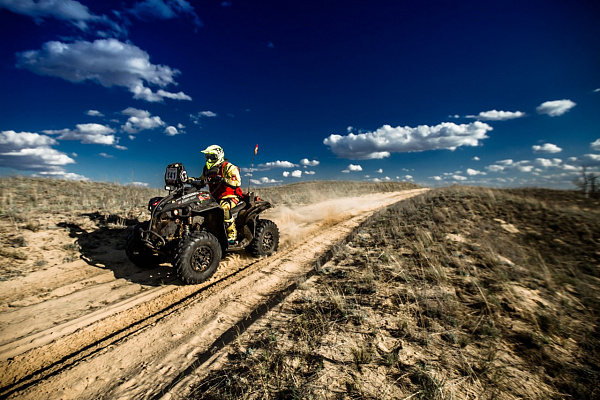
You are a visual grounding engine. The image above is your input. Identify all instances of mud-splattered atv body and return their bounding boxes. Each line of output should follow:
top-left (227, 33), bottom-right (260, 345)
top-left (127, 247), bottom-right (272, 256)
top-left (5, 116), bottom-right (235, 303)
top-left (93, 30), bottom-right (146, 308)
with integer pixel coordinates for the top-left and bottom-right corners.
top-left (126, 163), bottom-right (279, 284)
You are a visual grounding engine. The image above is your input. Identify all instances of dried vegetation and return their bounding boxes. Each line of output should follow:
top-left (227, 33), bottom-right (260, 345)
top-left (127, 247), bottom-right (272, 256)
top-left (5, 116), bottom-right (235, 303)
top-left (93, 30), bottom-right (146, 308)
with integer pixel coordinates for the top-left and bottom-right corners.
top-left (1, 176), bottom-right (598, 399)
top-left (0, 176), bottom-right (164, 278)
top-left (190, 186), bottom-right (600, 400)
top-left (0, 175), bottom-right (418, 279)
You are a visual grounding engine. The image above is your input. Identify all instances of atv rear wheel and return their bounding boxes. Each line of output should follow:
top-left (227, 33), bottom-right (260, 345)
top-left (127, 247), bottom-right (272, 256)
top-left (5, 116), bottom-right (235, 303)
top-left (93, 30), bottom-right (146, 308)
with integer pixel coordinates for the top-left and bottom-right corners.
top-left (174, 231), bottom-right (222, 284)
top-left (126, 223), bottom-right (164, 268)
top-left (248, 219), bottom-right (279, 257)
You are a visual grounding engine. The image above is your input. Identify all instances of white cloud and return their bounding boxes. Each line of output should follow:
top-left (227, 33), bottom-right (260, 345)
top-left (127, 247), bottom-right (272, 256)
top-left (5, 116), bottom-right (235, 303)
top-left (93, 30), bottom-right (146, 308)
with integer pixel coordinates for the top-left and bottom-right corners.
top-left (562, 164), bottom-right (580, 172)
top-left (156, 90), bottom-right (192, 101)
top-left (121, 107), bottom-right (166, 133)
top-left (486, 165), bottom-right (504, 173)
top-left (0, 130), bottom-right (57, 149)
top-left (472, 156), bottom-right (480, 161)
top-left (342, 164), bottom-right (362, 173)
top-left (37, 170), bottom-right (89, 180)
top-left (376, 168), bottom-right (383, 173)
top-left (452, 175), bottom-right (468, 181)
top-left (128, 181), bottom-right (149, 187)
top-left (324, 121), bottom-right (492, 159)
top-left (535, 158), bottom-right (563, 168)
top-left (466, 168), bottom-right (486, 176)
top-left (45, 123), bottom-right (116, 145)
top-left (304, 171), bottom-right (315, 175)
top-left (0, 131), bottom-right (76, 174)
top-left (86, 110), bottom-right (104, 117)
top-left (466, 110), bottom-right (526, 121)
top-left (122, 107), bottom-right (148, 118)
top-left (281, 170), bottom-right (302, 178)
top-left (99, 152), bottom-right (114, 158)
top-left (0, 0), bottom-right (109, 30)
top-left (300, 158), bottom-right (319, 167)
top-left (536, 99), bottom-right (576, 117)
top-left (258, 160), bottom-right (297, 169)
top-left (0, 130), bottom-right (75, 172)
top-left (190, 111), bottom-right (217, 124)
top-left (532, 143), bottom-right (562, 153)
top-left (591, 139), bottom-right (600, 151)
top-left (17, 39), bottom-right (192, 102)
top-left (486, 159), bottom-right (534, 173)
top-left (373, 176), bottom-right (392, 182)
top-left (581, 154), bottom-right (600, 167)
top-left (164, 126), bottom-right (179, 136)
top-left (251, 177), bottom-right (281, 185)
top-left (128, 0), bottom-right (202, 28)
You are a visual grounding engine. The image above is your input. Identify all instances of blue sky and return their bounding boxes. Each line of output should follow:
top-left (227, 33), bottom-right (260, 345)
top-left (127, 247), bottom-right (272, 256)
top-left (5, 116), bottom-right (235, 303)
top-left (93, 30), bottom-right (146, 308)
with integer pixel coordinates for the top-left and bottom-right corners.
top-left (1, 0), bottom-right (599, 189)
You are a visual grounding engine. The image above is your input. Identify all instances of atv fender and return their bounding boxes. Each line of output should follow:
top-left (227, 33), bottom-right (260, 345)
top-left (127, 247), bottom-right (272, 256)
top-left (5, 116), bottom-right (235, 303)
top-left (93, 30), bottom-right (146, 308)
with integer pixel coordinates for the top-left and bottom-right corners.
top-left (237, 202), bottom-right (272, 228)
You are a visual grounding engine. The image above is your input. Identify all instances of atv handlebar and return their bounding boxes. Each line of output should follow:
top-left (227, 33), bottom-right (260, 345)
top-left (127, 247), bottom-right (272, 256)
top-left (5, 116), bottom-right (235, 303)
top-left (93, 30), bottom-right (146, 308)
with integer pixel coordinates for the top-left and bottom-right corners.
top-left (187, 179), bottom-right (205, 188)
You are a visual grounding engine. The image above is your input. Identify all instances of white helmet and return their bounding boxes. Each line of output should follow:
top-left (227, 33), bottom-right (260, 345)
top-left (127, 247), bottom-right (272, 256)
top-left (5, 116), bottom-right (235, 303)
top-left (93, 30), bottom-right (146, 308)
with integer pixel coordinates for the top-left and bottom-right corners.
top-left (201, 144), bottom-right (224, 169)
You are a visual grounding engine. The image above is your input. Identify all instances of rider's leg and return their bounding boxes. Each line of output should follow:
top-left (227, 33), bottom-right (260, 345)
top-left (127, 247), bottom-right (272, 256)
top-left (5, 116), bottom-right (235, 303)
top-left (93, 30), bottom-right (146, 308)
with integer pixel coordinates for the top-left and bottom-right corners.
top-left (219, 199), bottom-right (237, 243)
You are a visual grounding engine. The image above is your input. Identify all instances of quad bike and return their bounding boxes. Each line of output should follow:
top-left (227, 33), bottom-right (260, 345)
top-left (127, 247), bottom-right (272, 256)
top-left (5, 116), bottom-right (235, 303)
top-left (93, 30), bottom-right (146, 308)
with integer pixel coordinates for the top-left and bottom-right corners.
top-left (126, 163), bottom-right (279, 284)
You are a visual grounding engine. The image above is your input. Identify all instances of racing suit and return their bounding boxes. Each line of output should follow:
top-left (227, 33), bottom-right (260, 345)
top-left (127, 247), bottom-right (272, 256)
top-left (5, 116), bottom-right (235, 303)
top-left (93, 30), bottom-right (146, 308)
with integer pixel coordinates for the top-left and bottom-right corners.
top-left (199, 160), bottom-right (243, 243)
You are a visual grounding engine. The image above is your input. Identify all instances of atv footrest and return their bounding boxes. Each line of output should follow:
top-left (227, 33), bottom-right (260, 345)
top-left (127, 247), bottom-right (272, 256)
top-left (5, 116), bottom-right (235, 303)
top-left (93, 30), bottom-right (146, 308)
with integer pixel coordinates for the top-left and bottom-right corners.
top-left (227, 238), bottom-right (249, 252)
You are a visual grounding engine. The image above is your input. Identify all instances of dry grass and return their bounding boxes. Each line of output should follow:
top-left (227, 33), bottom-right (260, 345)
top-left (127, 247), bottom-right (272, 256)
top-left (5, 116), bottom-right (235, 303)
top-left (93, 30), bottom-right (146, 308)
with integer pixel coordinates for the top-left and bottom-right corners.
top-left (0, 176), bottom-right (418, 279)
top-left (0, 175), bottom-right (163, 217)
top-left (2, 176), bottom-right (598, 399)
top-left (189, 186), bottom-right (600, 399)
top-left (0, 176), bottom-right (419, 218)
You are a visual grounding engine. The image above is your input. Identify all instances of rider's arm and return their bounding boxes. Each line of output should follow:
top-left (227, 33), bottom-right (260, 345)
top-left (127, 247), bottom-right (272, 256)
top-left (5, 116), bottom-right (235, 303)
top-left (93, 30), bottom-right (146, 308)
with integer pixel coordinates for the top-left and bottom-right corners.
top-left (186, 173), bottom-right (205, 187)
top-left (222, 163), bottom-right (241, 187)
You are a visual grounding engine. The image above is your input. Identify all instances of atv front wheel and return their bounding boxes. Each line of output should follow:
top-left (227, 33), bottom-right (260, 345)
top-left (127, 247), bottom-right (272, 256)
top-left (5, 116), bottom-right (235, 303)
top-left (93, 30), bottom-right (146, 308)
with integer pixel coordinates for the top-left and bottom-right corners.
top-left (174, 231), bottom-right (222, 284)
top-left (126, 223), bottom-right (164, 268)
top-left (248, 219), bottom-right (279, 257)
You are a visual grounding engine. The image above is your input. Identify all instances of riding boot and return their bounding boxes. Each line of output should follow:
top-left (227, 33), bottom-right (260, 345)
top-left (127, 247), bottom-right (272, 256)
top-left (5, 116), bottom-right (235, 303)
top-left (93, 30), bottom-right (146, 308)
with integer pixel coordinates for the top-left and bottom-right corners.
top-left (225, 218), bottom-right (237, 244)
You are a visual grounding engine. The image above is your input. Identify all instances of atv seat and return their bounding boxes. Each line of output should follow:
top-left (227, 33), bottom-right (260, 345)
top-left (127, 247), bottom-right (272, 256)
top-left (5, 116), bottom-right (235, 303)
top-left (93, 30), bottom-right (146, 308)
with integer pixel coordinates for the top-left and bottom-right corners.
top-left (230, 201), bottom-right (246, 217)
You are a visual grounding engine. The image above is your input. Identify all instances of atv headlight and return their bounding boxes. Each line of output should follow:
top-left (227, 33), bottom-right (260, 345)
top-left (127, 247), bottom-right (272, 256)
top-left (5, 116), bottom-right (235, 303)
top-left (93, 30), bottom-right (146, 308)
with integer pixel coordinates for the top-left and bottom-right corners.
top-left (173, 209), bottom-right (179, 216)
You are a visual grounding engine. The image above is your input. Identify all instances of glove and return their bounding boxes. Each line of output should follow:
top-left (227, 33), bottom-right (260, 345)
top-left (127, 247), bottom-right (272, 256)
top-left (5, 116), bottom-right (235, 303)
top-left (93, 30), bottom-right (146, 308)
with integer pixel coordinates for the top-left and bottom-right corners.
top-left (187, 177), bottom-right (205, 187)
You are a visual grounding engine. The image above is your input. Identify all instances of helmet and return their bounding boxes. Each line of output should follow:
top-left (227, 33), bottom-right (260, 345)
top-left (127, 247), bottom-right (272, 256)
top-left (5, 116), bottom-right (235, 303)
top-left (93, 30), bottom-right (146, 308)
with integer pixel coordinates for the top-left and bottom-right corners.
top-left (201, 144), bottom-right (225, 169)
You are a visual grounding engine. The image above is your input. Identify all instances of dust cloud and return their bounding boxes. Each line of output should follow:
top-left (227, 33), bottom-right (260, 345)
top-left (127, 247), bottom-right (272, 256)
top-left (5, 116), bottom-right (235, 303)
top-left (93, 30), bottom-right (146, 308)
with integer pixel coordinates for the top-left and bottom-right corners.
top-left (222, 191), bottom-right (417, 275)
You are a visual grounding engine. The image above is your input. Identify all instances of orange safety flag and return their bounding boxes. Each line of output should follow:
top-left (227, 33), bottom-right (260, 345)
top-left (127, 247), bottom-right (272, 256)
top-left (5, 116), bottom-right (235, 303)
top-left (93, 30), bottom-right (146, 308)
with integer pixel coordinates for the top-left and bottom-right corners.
top-left (254, 144), bottom-right (259, 155)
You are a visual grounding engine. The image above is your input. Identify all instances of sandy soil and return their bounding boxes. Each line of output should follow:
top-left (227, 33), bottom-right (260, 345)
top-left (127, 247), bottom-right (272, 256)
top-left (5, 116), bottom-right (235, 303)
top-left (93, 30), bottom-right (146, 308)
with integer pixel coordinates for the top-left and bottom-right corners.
top-left (0, 189), bottom-right (427, 399)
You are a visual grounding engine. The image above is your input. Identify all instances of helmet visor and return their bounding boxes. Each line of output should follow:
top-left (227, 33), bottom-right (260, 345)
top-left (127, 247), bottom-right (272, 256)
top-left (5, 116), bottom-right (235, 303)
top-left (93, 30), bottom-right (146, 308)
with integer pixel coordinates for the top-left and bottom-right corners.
top-left (205, 153), bottom-right (219, 162)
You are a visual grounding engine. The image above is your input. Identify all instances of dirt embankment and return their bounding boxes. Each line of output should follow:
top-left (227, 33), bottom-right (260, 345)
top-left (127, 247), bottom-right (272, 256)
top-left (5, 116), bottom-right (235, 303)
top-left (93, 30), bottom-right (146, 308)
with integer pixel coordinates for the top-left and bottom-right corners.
top-left (0, 188), bottom-right (428, 399)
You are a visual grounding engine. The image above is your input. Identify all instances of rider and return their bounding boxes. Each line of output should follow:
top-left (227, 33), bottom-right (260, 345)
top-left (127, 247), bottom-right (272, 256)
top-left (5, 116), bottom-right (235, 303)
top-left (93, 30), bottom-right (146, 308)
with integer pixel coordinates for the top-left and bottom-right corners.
top-left (195, 145), bottom-right (243, 244)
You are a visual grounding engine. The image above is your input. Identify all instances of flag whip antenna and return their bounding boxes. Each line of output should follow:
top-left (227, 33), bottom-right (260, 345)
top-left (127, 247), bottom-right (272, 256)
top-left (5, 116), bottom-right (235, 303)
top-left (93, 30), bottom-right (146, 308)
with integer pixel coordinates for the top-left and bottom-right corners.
top-left (247, 144), bottom-right (258, 192)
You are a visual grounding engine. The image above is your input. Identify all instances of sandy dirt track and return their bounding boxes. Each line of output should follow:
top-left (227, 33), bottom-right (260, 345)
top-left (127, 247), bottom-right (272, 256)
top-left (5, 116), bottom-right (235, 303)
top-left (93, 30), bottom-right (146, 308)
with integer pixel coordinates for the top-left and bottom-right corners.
top-left (0, 189), bottom-right (427, 399)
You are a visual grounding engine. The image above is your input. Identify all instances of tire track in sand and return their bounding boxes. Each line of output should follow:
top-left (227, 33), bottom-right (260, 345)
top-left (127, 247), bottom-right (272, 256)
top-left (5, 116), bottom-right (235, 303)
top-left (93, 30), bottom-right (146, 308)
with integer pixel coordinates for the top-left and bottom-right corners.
top-left (1, 189), bottom-right (428, 399)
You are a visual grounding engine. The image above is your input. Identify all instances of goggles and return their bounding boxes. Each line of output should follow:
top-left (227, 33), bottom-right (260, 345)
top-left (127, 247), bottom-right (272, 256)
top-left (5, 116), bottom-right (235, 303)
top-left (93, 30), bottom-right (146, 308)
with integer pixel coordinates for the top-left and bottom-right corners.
top-left (205, 153), bottom-right (219, 162)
